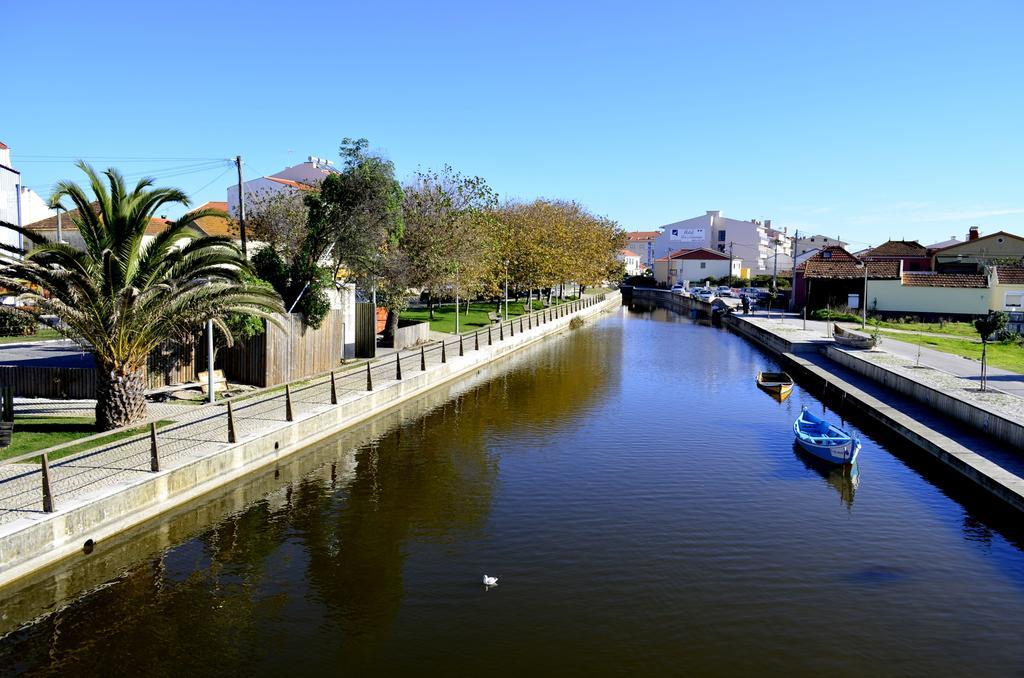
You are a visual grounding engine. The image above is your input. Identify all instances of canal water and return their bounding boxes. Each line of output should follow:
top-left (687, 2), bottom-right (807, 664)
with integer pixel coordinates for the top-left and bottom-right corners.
top-left (2, 306), bottom-right (1024, 676)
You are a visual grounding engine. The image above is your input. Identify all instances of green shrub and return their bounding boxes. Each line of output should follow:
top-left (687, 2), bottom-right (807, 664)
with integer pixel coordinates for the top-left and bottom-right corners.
top-left (810, 308), bottom-right (861, 323)
top-left (0, 307), bottom-right (36, 337)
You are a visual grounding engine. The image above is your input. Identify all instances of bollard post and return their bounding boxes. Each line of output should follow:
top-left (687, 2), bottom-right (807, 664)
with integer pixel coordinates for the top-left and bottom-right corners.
top-left (285, 384), bottom-right (294, 421)
top-left (441, 340), bottom-right (447, 363)
top-left (488, 325), bottom-right (493, 345)
top-left (366, 362), bottom-right (373, 391)
top-left (396, 352), bottom-right (402, 380)
top-left (519, 317), bottom-right (524, 333)
top-left (330, 371), bottom-right (338, 405)
top-left (41, 453), bottom-right (54, 513)
top-left (499, 322), bottom-right (504, 341)
top-left (459, 334), bottom-right (464, 356)
top-left (510, 319), bottom-right (515, 337)
top-left (528, 313), bottom-right (532, 330)
top-left (474, 331), bottom-right (479, 351)
top-left (421, 345), bottom-right (427, 371)
top-left (226, 402), bottom-right (237, 443)
top-left (150, 422), bottom-right (161, 471)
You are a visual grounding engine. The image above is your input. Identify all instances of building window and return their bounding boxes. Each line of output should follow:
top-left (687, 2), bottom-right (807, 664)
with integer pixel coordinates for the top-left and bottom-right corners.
top-left (1007, 292), bottom-right (1024, 308)
top-left (700, 262), bottom-right (706, 269)
top-left (718, 231), bottom-right (726, 242)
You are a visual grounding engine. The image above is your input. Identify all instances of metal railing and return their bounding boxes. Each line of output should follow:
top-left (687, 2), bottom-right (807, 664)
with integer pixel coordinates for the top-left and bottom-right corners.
top-left (0, 293), bottom-right (611, 516)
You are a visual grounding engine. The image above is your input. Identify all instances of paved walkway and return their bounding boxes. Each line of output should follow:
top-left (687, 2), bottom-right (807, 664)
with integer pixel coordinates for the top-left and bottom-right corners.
top-left (864, 329), bottom-right (1024, 398)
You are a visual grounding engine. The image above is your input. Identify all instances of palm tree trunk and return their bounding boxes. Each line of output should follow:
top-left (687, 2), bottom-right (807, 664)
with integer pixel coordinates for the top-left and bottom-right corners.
top-left (96, 367), bottom-right (147, 431)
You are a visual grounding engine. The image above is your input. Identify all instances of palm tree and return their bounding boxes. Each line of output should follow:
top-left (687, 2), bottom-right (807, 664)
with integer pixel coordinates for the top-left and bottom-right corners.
top-left (0, 162), bottom-right (283, 430)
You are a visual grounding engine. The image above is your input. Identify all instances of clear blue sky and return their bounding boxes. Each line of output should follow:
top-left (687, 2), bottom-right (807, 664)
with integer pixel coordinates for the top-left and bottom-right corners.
top-left (6, 0), bottom-right (1023, 249)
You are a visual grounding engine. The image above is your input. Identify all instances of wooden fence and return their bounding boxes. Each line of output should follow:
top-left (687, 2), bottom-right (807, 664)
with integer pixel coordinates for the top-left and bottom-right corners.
top-left (212, 311), bottom-right (346, 387)
top-left (0, 338), bottom-right (196, 399)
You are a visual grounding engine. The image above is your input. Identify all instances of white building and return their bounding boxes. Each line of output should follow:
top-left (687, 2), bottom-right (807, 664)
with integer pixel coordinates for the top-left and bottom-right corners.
top-left (0, 142), bottom-right (25, 254)
top-left (794, 234), bottom-right (846, 257)
top-left (653, 247), bottom-right (741, 286)
top-left (616, 248), bottom-right (643, 276)
top-left (227, 156), bottom-right (339, 219)
top-left (625, 231), bottom-right (659, 269)
top-left (650, 210), bottom-right (793, 276)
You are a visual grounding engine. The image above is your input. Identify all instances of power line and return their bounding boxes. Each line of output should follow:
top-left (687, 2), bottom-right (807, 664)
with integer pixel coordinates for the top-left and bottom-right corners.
top-left (15, 154), bottom-right (228, 162)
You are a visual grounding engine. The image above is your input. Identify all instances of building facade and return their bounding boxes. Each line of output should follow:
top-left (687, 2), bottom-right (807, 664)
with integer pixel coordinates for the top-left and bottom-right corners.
top-left (616, 249), bottom-right (643, 277)
top-left (625, 231), bottom-right (659, 269)
top-left (0, 142), bottom-right (23, 254)
top-left (650, 210), bottom-right (793, 276)
top-left (653, 247), bottom-right (741, 286)
top-left (227, 156), bottom-right (339, 219)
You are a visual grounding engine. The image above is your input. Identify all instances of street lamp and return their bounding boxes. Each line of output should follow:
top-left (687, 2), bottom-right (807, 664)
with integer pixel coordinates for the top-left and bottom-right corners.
top-left (503, 259), bottom-right (510, 320)
top-left (855, 261), bottom-right (868, 329)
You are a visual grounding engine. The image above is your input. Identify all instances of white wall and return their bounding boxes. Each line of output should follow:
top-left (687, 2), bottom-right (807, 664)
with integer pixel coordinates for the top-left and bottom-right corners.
top-left (652, 211), bottom-right (792, 275)
top-left (867, 280), bottom-right (991, 315)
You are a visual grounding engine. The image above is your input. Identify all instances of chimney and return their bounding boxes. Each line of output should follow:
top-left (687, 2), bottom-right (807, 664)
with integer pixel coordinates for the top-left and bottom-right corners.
top-left (968, 226), bottom-right (980, 241)
top-left (0, 141), bottom-right (10, 167)
top-left (765, 219), bottom-right (772, 229)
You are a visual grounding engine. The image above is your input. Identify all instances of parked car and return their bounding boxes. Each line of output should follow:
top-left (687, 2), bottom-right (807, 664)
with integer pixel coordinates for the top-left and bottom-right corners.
top-left (692, 288), bottom-right (716, 302)
top-left (739, 287), bottom-right (760, 298)
top-left (716, 286), bottom-right (735, 298)
top-left (671, 283), bottom-right (688, 295)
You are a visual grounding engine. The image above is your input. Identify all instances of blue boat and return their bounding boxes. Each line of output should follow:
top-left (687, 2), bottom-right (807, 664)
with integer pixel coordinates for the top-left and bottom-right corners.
top-left (793, 407), bottom-right (861, 464)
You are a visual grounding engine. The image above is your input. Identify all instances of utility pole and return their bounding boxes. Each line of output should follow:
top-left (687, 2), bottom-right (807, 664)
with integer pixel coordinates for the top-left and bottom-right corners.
top-left (56, 205), bottom-right (63, 243)
top-left (790, 230), bottom-right (798, 310)
top-left (235, 156), bottom-right (248, 257)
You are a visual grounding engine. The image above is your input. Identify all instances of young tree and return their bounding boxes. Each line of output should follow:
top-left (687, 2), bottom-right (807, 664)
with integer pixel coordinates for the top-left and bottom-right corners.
top-left (0, 163), bottom-right (283, 430)
top-left (974, 310), bottom-right (1008, 391)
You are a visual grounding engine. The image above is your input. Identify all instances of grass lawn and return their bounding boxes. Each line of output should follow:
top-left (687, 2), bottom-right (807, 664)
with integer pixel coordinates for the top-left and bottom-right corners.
top-left (0, 327), bottom-right (62, 345)
top-left (871, 319), bottom-right (978, 337)
top-left (877, 331), bottom-right (1024, 374)
top-left (401, 298), bottom-right (578, 334)
top-left (1, 416), bottom-right (174, 463)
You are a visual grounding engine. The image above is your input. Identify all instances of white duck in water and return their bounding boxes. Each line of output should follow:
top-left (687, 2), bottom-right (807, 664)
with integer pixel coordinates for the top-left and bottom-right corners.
top-left (482, 575), bottom-right (499, 587)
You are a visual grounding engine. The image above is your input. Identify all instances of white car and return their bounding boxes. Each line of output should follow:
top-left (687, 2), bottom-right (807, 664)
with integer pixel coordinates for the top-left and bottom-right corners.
top-left (693, 288), bottom-right (716, 302)
top-left (670, 283), bottom-right (687, 295)
top-left (716, 286), bottom-right (734, 298)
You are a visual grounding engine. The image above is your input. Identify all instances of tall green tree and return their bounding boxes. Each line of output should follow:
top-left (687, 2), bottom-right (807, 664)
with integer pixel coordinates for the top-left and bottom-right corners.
top-left (0, 163), bottom-right (283, 430)
top-left (305, 138), bottom-right (404, 283)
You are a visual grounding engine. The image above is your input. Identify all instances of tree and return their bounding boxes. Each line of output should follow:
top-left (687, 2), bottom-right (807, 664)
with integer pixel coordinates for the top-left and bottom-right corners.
top-left (402, 166), bottom-right (498, 321)
top-left (244, 188), bottom-right (310, 257)
top-left (0, 163), bottom-right (283, 430)
top-left (974, 310), bottom-right (1008, 391)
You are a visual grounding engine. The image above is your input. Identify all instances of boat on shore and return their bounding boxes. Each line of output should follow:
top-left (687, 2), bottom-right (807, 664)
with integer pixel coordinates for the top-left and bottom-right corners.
top-left (793, 407), bottom-right (861, 464)
top-left (756, 371), bottom-right (794, 398)
top-left (833, 324), bottom-right (876, 349)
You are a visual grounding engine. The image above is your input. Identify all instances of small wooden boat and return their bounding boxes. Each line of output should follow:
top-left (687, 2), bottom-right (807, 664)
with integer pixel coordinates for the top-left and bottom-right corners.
top-left (793, 407), bottom-right (861, 464)
top-left (756, 371), bottom-right (794, 398)
top-left (833, 324), bottom-right (876, 349)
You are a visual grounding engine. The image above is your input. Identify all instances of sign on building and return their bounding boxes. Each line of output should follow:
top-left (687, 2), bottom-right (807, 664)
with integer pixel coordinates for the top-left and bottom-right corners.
top-left (669, 227), bottom-right (705, 244)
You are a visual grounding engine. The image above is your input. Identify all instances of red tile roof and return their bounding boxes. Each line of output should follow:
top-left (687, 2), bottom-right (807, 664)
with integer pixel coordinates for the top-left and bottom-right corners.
top-left (627, 231), bottom-right (660, 241)
top-left (655, 247), bottom-right (730, 262)
top-left (191, 201), bottom-right (236, 237)
top-left (901, 272), bottom-right (988, 288)
top-left (799, 246), bottom-right (899, 279)
top-left (265, 176), bottom-right (316, 191)
top-left (26, 201), bottom-right (169, 235)
top-left (0, 141), bottom-right (8, 150)
top-left (863, 240), bottom-right (928, 257)
top-left (618, 248), bottom-right (638, 258)
top-left (996, 267), bottom-right (1024, 285)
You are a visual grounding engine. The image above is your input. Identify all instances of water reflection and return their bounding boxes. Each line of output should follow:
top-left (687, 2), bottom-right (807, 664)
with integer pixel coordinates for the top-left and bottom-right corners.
top-left (0, 321), bottom-right (614, 675)
top-left (792, 443), bottom-right (859, 509)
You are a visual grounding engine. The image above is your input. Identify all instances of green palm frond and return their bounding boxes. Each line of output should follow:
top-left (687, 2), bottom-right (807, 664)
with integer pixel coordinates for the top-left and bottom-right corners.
top-left (0, 163), bottom-right (284, 374)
